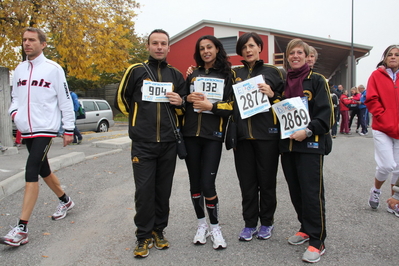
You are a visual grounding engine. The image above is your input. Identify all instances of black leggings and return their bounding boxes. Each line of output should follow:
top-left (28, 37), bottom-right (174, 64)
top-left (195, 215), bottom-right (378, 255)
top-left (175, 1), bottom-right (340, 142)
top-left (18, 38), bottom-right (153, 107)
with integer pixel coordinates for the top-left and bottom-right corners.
top-left (25, 137), bottom-right (53, 182)
top-left (184, 137), bottom-right (222, 198)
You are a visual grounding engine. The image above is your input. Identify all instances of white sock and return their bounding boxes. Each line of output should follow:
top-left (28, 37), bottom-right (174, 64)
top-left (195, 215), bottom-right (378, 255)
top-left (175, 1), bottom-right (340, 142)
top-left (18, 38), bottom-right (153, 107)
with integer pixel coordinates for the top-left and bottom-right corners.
top-left (372, 187), bottom-right (381, 193)
top-left (198, 218), bottom-right (207, 226)
top-left (210, 223), bottom-right (219, 230)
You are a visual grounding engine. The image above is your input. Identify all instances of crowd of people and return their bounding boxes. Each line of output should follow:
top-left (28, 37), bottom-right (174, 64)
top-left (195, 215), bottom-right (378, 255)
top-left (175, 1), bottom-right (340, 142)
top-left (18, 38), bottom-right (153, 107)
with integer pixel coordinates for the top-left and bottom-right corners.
top-left (2, 26), bottom-right (399, 265)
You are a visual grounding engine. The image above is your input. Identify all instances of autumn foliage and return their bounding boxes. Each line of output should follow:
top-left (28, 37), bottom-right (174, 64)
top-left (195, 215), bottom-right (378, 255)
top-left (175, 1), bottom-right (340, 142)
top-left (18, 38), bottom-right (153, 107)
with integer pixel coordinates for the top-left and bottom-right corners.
top-left (0, 0), bottom-right (147, 83)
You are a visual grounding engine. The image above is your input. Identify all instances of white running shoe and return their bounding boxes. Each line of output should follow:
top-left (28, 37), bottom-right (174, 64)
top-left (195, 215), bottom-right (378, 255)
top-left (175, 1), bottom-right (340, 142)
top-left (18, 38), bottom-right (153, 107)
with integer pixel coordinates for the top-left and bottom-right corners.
top-left (368, 188), bottom-right (380, 209)
top-left (210, 225), bottom-right (226, 249)
top-left (0, 224), bottom-right (28, 246)
top-left (193, 224), bottom-right (210, 244)
top-left (52, 197), bottom-right (75, 220)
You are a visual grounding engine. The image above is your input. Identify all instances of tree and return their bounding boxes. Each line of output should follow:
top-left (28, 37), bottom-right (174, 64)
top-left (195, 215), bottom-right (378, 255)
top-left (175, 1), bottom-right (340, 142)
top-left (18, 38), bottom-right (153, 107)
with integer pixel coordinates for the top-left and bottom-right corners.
top-left (0, 0), bottom-right (145, 84)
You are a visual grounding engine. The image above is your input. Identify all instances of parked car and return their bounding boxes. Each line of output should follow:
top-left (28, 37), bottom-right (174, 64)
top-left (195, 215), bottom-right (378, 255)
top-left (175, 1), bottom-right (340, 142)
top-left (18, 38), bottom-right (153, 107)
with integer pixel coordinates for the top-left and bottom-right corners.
top-left (12, 98), bottom-right (115, 135)
top-left (76, 98), bottom-right (115, 132)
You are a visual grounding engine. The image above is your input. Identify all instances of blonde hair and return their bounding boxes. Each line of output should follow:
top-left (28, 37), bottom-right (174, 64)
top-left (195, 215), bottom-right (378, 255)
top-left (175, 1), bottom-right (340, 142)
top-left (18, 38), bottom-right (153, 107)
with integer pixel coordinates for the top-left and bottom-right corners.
top-left (284, 39), bottom-right (310, 70)
top-left (308, 46), bottom-right (318, 60)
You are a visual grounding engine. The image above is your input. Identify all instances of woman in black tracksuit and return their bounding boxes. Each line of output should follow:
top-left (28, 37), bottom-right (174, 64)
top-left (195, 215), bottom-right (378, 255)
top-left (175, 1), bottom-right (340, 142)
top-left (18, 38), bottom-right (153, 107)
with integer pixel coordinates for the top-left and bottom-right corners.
top-left (232, 32), bottom-right (284, 242)
top-left (281, 39), bottom-right (333, 263)
top-left (182, 35), bottom-right (233, 249)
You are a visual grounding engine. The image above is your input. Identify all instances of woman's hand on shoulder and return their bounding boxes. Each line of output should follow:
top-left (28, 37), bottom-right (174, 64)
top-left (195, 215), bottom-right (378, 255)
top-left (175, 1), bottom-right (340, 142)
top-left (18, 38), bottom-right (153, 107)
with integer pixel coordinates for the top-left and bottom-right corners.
top-left (186, 65), bottom-right (195, 76)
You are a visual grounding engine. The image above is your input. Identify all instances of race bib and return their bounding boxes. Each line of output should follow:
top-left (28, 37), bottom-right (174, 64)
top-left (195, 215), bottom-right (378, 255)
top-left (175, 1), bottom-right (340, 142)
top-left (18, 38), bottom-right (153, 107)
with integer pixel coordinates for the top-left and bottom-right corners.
top-left (272, 96), bottom-right (310, 139)
top-left (142, 81), bottom-right (173, 102)
top-left (193, 77), bottom-right (224, 114)
top-left (232, 75), bottom-right (271, 119)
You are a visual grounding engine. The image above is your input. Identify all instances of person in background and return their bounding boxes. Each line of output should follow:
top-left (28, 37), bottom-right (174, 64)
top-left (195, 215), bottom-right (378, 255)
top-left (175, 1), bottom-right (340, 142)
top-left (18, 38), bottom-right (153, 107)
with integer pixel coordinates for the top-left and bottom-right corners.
top-left (232, 32), bottom-right (284, 243)
top-left (357, 85), bottom-right (368, 136)
top-left (330, 87), bottom-right (339, 138)
top-left (182, 35), bottom-right (233, 250)
top-left (70, 91), bottom-right (83, 144)
top-left (1, 27), bottom-right (75, 247)
top-left (339, 88), bottom-right (356, 135)
top-left (348, 86), bottom-right (361, 133)
top-left (387, 177), bottom-right (399, 217)
top-left (115, 29), bottom-right (186, 258)
top-left (365, 45), bottom-right (399, 212)
top-left (280, 39), bottom-right (332, 263)
top-left (306, 46), bottom-right (318, 69)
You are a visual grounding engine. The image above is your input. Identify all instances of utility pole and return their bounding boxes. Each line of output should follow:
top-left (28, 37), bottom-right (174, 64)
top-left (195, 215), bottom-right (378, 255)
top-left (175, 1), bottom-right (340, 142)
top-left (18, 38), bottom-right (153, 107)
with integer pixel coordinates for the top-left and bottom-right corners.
top-left (350, 0), bottom-right (355, 89)
top-left (0, 67), bottom-right (14, 150)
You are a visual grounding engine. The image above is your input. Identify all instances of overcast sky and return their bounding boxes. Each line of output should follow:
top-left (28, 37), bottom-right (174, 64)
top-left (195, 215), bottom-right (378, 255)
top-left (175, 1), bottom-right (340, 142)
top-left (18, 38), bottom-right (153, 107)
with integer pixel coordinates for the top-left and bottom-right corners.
top-left (134, 0), bottom-right (397, 87)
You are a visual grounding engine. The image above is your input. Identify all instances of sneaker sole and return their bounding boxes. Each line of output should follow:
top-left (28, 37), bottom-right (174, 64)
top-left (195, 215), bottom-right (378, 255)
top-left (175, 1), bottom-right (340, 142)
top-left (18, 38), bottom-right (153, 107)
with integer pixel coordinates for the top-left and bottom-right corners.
top-left (194, 232), bottom-right (210, 245)
top-left (52, 201), bottom-right (75, 220)
top-left (368, 201), bottom-right (379, 209)
top-left (238, 236), bottom-right (254, 241)
top-left (302, 248), bottom-right (326, 263)
top-left (387, 207), bottom-right (399, 217)
top-left (153, 243), bottom-right (169, 250)
top-left (213, 244), bottom-right (227, 250)
top-left (134, 243), bottom-right (153, 258)
top-left (288, 238), bottom-right (309, 245)
top-left (257, 234), bottom-right (272, 240)
top-left (1, 237), bottom-right (29, 247)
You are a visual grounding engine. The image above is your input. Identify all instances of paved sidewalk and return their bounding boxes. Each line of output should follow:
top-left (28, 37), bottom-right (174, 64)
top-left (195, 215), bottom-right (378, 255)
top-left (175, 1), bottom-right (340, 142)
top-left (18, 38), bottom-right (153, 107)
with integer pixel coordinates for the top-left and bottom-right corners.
top-left (0, 128), bottom-right (131, 200)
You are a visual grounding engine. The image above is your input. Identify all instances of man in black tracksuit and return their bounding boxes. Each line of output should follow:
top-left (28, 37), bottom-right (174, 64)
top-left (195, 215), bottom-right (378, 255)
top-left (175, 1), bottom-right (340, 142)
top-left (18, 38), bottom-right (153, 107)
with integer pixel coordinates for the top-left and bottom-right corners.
top-left (115, 29), bottom-right (185, 258)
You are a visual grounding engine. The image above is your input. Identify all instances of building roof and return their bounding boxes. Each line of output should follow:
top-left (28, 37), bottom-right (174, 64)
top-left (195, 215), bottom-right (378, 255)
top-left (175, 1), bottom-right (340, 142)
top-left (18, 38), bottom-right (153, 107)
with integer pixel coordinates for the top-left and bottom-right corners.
top-left (171, 20), bottom-right (373, 80)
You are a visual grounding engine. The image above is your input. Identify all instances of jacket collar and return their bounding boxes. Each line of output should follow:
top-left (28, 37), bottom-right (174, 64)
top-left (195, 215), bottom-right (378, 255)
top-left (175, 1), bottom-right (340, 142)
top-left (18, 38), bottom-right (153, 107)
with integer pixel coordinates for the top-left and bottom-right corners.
top-left (148, 56), bottom-right (168, 68)
top-left (241, 59), bottom-right (264, 70)
top-left (26, 52), bottom-right (46, 66)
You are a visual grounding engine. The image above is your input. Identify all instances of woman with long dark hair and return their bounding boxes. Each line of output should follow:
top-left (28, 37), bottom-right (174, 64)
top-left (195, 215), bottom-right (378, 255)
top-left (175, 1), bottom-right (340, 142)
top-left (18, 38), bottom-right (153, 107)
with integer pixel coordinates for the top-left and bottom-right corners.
top-left (182, 35), bottom-right (233, 250)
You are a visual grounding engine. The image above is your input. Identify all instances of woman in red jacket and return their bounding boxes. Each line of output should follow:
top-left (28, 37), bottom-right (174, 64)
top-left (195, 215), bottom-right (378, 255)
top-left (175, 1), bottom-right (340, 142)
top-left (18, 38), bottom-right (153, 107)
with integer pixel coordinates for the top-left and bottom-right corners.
top-left (365, 44), bottom-right (399, 213)
top-left (339, 89), bottom-right (357, 134)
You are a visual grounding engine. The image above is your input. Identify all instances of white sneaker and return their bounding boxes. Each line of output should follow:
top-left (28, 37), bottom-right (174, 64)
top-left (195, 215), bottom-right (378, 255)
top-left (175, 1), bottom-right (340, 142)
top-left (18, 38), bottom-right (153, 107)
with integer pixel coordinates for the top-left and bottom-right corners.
top-left (193, 224), bottom-right (210, 244)
top-left (368, 188), bottom-right (380, 209)
top-left (52, 197), bottom-right (75, 220)
top-left (210, 225), bottom-right (226, 249)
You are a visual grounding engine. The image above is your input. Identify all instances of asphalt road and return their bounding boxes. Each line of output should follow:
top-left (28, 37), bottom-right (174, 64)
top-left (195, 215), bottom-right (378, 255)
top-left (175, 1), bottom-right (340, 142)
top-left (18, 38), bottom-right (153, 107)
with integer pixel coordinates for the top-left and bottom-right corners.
top-left (0, 130), bottom-right (397, 265)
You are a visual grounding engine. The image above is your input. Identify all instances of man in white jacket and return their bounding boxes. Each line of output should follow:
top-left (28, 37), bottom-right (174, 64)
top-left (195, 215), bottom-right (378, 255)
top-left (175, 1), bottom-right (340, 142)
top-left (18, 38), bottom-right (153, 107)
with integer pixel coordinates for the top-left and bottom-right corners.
top-left (1, 27), bottom-right (76, 247)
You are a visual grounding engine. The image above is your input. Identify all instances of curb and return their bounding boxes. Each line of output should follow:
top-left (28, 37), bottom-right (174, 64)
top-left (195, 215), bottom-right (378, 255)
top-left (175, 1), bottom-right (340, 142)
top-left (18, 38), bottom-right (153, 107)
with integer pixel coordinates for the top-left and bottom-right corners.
top-left (0, 136), bottom-right (131, 201)
top-left (0, 152), bottom-right (85, 201)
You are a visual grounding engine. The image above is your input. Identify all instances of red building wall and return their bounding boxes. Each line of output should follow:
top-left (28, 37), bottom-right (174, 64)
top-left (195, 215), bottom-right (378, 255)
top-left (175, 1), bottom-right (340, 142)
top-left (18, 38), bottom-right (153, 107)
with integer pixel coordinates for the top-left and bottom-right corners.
top-left (168, 27), bottom-right (270, 77)
top-left (168, 27), bottom-right (214, 78)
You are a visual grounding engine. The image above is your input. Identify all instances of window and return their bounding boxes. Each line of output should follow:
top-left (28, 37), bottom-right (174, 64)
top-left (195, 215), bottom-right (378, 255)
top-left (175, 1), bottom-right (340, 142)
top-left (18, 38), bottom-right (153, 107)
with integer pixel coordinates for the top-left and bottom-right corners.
top-left (96, 101), bottom-right (110, 110)
top-left (82, 101), bottom-right (98, 112)
top-left (219, 36), bottom-right (237, 54)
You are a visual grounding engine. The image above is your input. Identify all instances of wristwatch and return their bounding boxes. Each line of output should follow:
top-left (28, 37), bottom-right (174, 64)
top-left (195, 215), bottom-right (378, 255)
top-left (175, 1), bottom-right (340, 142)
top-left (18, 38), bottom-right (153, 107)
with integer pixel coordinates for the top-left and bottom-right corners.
top-left (305, 128), bottom-right (313, 137)
top-left (180, 95), bottom-right (186, 106)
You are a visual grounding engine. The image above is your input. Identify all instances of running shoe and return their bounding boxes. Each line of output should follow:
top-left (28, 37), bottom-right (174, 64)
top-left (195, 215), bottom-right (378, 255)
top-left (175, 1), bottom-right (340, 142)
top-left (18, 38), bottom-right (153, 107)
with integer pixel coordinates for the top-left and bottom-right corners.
top-left (152, 229), bottom-right (169, 249)
top-left (257, 225), bottom-right (274, 240)
top-left (238, 227), bottom-right (257, 241)
top-left (134, 238), bottom-right (153, 258)
top-left (288, 231), bottom-right (310, 245)
top-left (52, 197), bottom-right (75, 220)
top-left (0, 224), bottom-right (28, 247)
top-left (210, 226), bottom-right (227, 249)
top-left (387, 204), bottom-right (399, 217)
top-left (302, 245), bottom-right (325, 263)
top-left (368, 188), bottom-right (381, 209)
top-left (193, 223), bottom-right (210, 244)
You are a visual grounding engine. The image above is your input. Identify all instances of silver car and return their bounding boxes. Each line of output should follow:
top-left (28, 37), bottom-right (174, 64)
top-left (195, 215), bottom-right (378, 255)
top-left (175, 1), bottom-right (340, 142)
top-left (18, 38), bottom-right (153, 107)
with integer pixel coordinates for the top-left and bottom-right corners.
top-left (76, 99), bottom-right (115, 132)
